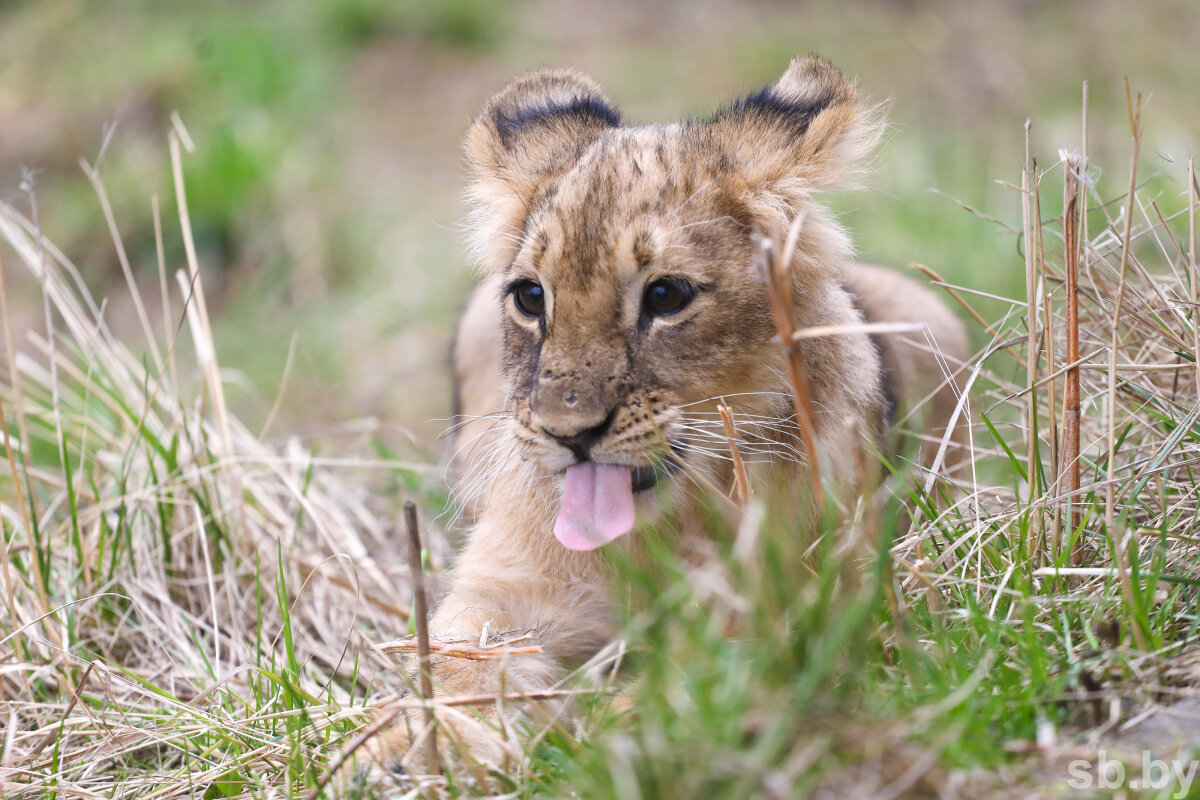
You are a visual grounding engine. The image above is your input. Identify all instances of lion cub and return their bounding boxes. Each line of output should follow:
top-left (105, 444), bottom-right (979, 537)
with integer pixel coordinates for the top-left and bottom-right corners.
top-left (380, 56), bottom-right (967, 770)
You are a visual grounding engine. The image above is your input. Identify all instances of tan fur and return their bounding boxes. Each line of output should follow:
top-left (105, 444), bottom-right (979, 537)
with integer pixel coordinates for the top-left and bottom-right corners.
top-left (845, 264), bottom-right (970, 472)
top-left (373, 57), bottom-right (969, 773)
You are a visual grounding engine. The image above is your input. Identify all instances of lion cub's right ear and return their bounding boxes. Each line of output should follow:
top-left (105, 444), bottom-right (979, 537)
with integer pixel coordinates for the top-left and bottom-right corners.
top-left (708, 56), bottom-right (880, 200)
top-left (465, 69), bottom-right (620, 272)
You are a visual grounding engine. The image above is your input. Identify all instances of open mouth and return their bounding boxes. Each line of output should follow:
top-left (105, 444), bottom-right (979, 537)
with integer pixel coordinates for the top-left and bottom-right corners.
top-left (553, 459), bottom-right (676, 552)
top-left (631, 464), bottom-right (658, 493)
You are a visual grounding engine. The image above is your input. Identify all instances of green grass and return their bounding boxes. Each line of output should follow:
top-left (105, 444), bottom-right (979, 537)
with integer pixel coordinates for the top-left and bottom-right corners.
top-left (4, 2), bottom-right (1200, 797)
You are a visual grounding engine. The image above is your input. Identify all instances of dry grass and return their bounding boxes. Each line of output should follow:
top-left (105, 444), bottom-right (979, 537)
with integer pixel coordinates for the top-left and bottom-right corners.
top-left (0, 161), bottom-right (432, 796)
top-left (2, 89), bottom-right (1200, 799)
top-left (900, 103), bottom-right (1200, 601)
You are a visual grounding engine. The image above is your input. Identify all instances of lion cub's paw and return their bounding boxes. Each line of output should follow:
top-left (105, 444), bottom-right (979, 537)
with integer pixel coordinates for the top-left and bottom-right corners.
top-left (358, 659), bottom-right (544, 784)
top-left (359, 703), bottom-right (520, 780)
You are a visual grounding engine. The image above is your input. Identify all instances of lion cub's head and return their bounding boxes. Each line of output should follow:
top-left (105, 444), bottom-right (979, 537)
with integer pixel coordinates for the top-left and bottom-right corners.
top-left (464, 57), bottom-right (881, 550)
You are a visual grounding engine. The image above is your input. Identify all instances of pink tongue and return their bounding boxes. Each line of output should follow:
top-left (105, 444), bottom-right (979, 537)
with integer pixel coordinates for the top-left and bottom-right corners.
top-left (554, 462), bottom-right (636, 551)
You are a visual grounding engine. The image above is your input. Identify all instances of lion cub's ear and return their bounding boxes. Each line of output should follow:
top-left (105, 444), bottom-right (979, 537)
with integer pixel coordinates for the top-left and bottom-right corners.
top-left (465, 69), bottom-right (619, 271)
top-left (707, 56), bottom-right (880, 196)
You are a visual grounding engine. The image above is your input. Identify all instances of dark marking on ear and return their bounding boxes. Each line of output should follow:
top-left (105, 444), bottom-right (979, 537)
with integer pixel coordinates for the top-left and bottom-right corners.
top-left (709, 83), bottom-right (837, 138)
top-left (495, 96), bottom-right (621, 150)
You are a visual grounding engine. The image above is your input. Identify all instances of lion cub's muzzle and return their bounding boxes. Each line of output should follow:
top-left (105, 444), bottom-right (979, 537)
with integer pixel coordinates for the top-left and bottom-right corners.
top-left (537, 412), bottom-right (660, 494)
top-left (518, 386), bottom-right (680, 550)
top-left (525, 386), bottom-right (676, 469)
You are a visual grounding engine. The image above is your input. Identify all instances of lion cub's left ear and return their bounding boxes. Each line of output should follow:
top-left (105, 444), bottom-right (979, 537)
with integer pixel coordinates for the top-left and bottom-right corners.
top-left (464, 69), bottom-right (620, 272)
top-left (707, 56), bottom-right (880, 195)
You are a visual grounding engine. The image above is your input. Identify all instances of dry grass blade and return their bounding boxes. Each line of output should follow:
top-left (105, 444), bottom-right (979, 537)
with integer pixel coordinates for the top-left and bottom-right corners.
top-left (910, 263), bottom-right (1010, 351)
top-left (1022, 119), bottom-right (1040, 563)
top-left (1190, 156), bottom-right (1199, 423)
top-left (718, 400), bottom-right (750, 505)
top-left (25, 662), bottom-right (95, 761)
top-left (753, 218), bottom-right (824, 508)
top-left (1101, 82), bottom-right (1147, 650)
top-left (151, 194), bottom-right (178, 395)
top-left (81, 158), bottom-right (164, 375)
top-left (169, 129), bottom-right (231, 464)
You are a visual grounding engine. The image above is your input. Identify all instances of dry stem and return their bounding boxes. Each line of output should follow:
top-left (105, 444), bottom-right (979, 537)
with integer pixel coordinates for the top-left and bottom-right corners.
top-left (1060, 151), bottom-right (1083, 561)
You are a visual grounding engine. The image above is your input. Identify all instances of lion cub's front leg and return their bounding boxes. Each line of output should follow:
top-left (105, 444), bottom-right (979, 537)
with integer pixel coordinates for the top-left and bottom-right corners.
top-left (370, 473), bottom-right (613, 774)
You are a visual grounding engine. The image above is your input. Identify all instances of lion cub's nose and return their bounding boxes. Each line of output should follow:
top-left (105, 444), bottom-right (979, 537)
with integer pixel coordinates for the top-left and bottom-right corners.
top-left (537, 410), bottom-right (616, 461)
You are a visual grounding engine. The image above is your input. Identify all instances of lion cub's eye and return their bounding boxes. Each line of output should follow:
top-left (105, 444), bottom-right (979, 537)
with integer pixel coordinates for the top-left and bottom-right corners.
top-left (643, 278), bottom-right (696, 317)
top-left (512, 280), bottom-right (546, 318)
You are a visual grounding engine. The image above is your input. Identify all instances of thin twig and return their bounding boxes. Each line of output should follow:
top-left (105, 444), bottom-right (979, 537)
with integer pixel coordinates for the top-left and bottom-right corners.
top-left (404, 500), bottom-right (441, 774)
top-left (1060, 151), bottom-right (1083, 562)
top-left (26, 663), bottom-right (96, 760)
top-left (304, 704), bottom-right (406, 800)
top-left (377, 640), bottom-right (543, 662)
top-left (789, 320), bottom-right (925, 342)
top-left (396, 687), bottom-right (589, 712)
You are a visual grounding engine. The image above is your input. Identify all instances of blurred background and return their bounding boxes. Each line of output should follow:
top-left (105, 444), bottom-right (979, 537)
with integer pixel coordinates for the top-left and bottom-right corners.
top-left (2, 0), bottom-right (1198, 457)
